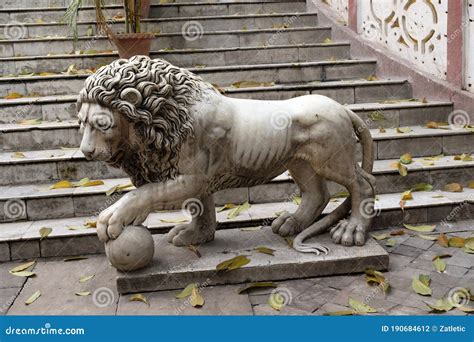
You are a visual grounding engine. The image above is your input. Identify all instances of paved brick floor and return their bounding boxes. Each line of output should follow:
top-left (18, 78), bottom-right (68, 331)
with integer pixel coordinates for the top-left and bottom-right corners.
top-left (1, 221), bottom-right (473, 315)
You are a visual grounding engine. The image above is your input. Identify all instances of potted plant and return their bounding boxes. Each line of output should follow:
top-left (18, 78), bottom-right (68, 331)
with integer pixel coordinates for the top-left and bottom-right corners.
top-left (64, 0), bottom-right (154, 58)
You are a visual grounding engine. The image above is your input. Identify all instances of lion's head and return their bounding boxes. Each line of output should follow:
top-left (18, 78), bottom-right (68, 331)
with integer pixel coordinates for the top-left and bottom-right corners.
top-left (77, 56), bottom-right (215, 186)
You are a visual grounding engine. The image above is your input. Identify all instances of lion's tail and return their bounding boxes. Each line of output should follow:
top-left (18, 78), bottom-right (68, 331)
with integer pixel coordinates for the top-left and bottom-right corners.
top-left (292, 107), bottom-right (374, 254)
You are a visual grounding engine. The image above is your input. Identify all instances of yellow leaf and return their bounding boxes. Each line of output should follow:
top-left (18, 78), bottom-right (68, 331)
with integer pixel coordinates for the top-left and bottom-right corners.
top-left (385, 239), bottom-right (396, 247)
top-left (399, 153), bottom-right (413, 165)
top-left (448, 237), bottom-right (465, 248)
top-left (284, 237), bottom-right (294, 248)
top-left (443, 183), bottom-right (463, 192)
top-left (403, 224), bottom-right (436, 232)
top-left (231, 81), bottom-right (274, 88)
top-left (159, 218), bottom-right (188, 223)
top-left (49, 180), bottom-right (73, 189)
top-left (187, 245), bottom-right (201, 258)
top-left (25, 291), bottom-right (41, 305)
top-left (397, 163), bottom-right (408, 177)
top-left (322, 37), bottom-right (333, 44)
top-left (366, 75), bottom-right (378, 81)
top-left (365, 269), bottom-right (389, 294)
top-left (38, 72), bottom-right (56, 76)
top-left (227, 201), bottom-right (251, 219)
top-left (426, 121), bottom-right (440, 129)
top-left (129, 293), bottom-right (149, 306)
top-left (176, 283), bottom-right (198, 299)
top-left (216, 255), bottom-right (250, 272)
top-left (63, 256), bottom-right (88, 262)
top-left (105, 183), bottom-right (133, 196)
top-left (421, 97), bottom-right (428, 103)
top-left (84, 220), bottom-right (97, 228)
top-left (401, 190), bottom-right (413, 200)
top-left (348, 297), bottom-right (378, 313)
top-left (238, 282), bottom-right (277, 294)
top-left (371, 233), bottom-right (389, 240)
top-left (39, 227), bottom-right (52, 240)
top-left (468, 181), bottom-right (474, 189)
top-left (425, 298), bottom-right (454, 312)
top-left (35, 19), bottom-right (45, 24)
top-left (217, 203), bottom-right (236, 213)
top-left (433, 257), bottom-right (446, 273)
top-left (410, 183), bottom-right (433, 192)
top-left (254, 247), bottom-right (275, 256)
top-left (412, 275), bottom-right (432, 296)
top-left (240, 226), bottom-right (262, 232)
top-left (465, 237), bottom-right (474, 250)
top-left (417, 234), bottom-right (439, 241)
top-left (18, 118), bottom-right (42, 125)
top-left (292, 196), bottom-right (302, 205)
top-left (396, 127), bottom-right (413, 134)
top-left (190, 287), bottom-right (204, 307)
top-left (73, 178), bottom-right (105, 187)
top-left (10, 271), bottom-right (36, 277)
top-left (379, 127), bottom-right (386, 133)
top-left (11, 152), bottom-right (26, 158)
top-left (79, 274), bottom-right (95, 283)
top-left (4, 92), bottom-right (24, 100)
top-left (438, 233), bottom-right (449, 247)
top-left (75, 291), bottom-right (91, 296)
top-left (9, 261), bottom-right (36, 273)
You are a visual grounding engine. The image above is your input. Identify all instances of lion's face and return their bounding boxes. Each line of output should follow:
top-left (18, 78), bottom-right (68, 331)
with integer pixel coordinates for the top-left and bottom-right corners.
top-left (78, 102), bottom-right (126, 162)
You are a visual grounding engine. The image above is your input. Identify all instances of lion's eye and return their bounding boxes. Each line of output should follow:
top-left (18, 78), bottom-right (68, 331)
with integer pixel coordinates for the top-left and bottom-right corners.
top-left (91, 113), bottom-right (114, 132)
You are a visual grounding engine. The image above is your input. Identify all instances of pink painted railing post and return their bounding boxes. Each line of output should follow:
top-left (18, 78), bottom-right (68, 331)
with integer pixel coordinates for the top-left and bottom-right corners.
top-left (446, 0), bottom-right (464, 87)
top-left (348, 0), bottom-right (358, 32)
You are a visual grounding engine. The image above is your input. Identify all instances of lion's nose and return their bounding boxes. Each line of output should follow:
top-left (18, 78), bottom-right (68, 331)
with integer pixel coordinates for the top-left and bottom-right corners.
top-left (80, 141), bottom-right (95, 160)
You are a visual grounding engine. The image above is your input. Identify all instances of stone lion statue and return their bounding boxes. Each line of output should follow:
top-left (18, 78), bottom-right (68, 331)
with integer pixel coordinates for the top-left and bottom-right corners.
top-left (78, 56), bottom-right (375, 255)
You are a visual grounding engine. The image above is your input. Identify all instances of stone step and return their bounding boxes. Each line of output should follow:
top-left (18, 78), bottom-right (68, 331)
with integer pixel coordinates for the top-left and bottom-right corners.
top-left (115, 230), bottom-right (388, 294)
top-left (0, 100), bottom-right (456, 183)
top-left (0, 59), bottom-right (378, 98)
top-left (1, 188), bottom-right (473, 261)
top-left (1, 138), bottom-right (473, 223)
top-left (0, 13), bottom-right (318, 39)
top-left (0, 79), bottom-right (413, 128)
top-left (0, 43), bottom-right (352, 76)
top-left (0, 26), bottom-right (330, 57)
top-left (9, 110), bottom-right (471, 156)
top-left (1, 0), bottom-right (297, 10)
top-left (0, 1), bottom-right (307, 24)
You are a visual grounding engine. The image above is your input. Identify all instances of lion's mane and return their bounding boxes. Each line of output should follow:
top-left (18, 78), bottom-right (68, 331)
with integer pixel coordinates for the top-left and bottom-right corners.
top-left (78, 55), bottom-right (215, 186)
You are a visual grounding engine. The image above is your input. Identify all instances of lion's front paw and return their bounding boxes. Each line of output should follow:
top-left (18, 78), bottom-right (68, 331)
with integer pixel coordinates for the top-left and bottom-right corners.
top-left (167, 223), bottom-right (215, 247)
top-left (271, 212), bottom-right (304, 237)
top-left (96, 193), bottom-right (150, 242)
top-left (330, 219), bottom-right (367, 246)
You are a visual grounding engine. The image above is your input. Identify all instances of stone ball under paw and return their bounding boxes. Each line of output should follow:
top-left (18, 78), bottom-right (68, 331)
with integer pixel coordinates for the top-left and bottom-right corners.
top-left (105, 225), bottom-right (154, 271)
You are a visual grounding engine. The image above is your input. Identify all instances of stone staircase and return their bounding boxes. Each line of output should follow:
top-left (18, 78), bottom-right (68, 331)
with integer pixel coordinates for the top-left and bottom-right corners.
top-left (0, 0), bottom-right (473, 262)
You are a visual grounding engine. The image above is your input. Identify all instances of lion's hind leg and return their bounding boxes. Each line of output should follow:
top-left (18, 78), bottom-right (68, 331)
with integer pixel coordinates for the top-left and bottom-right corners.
top-left (272, 160), bottom-right (330, 237)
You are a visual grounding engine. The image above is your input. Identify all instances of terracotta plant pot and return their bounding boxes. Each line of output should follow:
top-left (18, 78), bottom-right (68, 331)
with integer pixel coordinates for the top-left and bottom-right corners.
top-left (141, 0), bottom-right (151, 18)
top-left (113, 32), bottom-right (154, 59)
